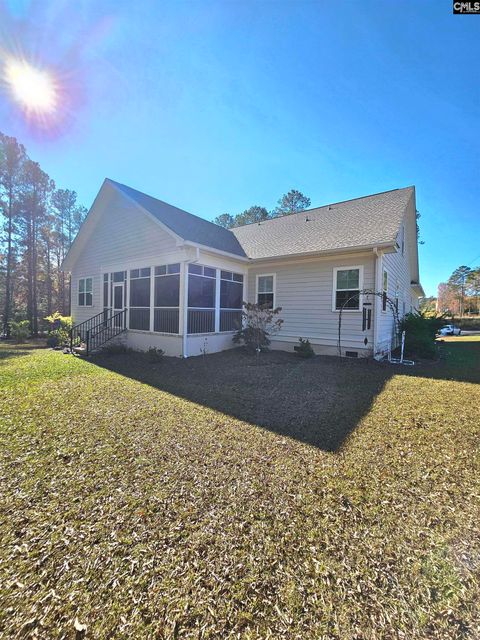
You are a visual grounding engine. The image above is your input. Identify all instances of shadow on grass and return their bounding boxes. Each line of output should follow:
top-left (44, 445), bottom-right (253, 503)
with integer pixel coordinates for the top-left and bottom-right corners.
top-left (89, 347), bottom-right (389, 452)
top-left (89, 338), bottom-right (480, 453)
top-left (0, 341), bottom-right (46, 362)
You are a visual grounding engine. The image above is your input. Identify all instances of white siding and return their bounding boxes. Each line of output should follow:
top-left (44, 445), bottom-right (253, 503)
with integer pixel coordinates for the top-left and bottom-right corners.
top-left (375, 198), bottom-right (416, 355)
top-left (247, 254), bottom-right (375, 354)
top-left (70, 188), bottom-right (183, 325)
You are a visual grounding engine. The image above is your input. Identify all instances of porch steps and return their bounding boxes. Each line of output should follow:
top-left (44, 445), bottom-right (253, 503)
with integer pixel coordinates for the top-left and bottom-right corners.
top-left (70, 309), bottom-right (127, 356)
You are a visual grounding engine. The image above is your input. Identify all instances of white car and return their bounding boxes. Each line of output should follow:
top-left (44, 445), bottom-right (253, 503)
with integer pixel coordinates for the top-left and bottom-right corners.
top-left (438, 324), bottom-right (461, 336)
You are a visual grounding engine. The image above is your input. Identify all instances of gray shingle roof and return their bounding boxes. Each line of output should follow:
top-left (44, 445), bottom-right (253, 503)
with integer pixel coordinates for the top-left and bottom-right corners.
top-left (111, 180), bottom-right (413, 261)
top-left (230, 187), bottom-right (414, 259)
top-left (110, 180), bottom-right (247, 257)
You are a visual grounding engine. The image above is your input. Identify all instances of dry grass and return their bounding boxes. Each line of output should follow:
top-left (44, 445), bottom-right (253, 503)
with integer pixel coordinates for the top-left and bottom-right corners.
top-left (0, 338), bottom-right (479, 639)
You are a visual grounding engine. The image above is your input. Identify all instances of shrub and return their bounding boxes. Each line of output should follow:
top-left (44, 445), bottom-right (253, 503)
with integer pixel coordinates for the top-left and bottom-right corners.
top-left (10, 320), bottom-right (30, 343)
top-left (146, 347), bottom-right (164, 363)
top-left (294, 337), bottom-right (315, 358)
top-left (398, 311), bottom-right (445, 359)
top-left (233, 302), bottom-right (283, 352)
top-left (100, 342), bottom-right (130, 356)
top-left (44, 312), bottom-right (72, 348)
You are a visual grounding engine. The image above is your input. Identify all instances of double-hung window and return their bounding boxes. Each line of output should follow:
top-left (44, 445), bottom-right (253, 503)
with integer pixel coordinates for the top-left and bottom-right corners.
top-left (129, 267), bottom-right (151, 330)
top-left (78, 277), bottom-right (93, 307)
top-left (154, 263), bottom-right (180, 333)
top-left (256, 275), bottom-right (275, 308)
top-left (187, 264), bottom-right (216, 333)
top-left (333, 267), bottom-right (362, 311)
top-left (220, 271), bottom-right (243, 331)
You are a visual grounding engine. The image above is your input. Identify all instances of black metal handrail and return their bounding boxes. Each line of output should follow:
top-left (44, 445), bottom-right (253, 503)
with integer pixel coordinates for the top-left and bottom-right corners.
top-left (70, 308), bottom-right (127, 355)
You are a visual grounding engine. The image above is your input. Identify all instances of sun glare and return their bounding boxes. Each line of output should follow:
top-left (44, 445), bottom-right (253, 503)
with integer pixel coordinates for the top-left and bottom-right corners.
top-left (4, 58), bottom-right (57, 114)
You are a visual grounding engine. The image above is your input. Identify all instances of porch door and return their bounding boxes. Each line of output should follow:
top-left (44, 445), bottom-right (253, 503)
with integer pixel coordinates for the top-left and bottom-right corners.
top-left (113, 283), bottom-right (124, 328)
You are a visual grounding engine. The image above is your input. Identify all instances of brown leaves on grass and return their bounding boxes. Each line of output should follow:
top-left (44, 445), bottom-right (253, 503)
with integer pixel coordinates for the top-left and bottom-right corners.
top-left (0, 342), bottom-right (479, 638)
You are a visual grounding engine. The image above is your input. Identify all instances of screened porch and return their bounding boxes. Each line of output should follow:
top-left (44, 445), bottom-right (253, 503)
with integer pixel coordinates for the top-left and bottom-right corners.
top-left (101, 262), bottom-right (244, 337)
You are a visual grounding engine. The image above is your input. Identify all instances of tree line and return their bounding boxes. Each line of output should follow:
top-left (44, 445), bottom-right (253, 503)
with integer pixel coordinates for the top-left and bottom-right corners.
top-left (213, 189), bottom-right (311, 228)
top-left (0, 132), bottom-right (87, 336)
top-left (435, 264), bottom-right (480, 316)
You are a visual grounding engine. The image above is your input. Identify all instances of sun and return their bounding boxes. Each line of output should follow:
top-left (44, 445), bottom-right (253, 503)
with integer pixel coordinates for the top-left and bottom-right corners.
top-left (4, 58), bottom-right (57, 114)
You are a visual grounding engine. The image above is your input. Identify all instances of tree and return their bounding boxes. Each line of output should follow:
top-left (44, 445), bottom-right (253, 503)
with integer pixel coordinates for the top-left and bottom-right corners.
top-left (212, 213), bottom-right (235, 229)
top-left (419, 296), bottom-right (437, 315)
top-left (437, 282), bottom-right (459, 316)
top-left (235, 205), bottom-right (270, 226)
top-left (17, 160), bottom-right (54, 335)
top-left (52, 189), bottom-right (86, 313)
top-left (0, 134), bottom-right (26, 334)
top-left (416, 209), bottom-right (425, 245)
top-left (273, 189), bottom-right (311, 217)
top-left (448, 265), bottom-right (472, 316)
top-left (0, 130), bottom-right (87, 335)
top-left (466, 267), bottom-right (480, 314)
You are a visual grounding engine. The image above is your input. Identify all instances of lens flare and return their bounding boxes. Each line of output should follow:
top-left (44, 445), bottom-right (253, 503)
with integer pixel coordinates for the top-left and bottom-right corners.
top-left (4, 58), bottom-right (57, 114)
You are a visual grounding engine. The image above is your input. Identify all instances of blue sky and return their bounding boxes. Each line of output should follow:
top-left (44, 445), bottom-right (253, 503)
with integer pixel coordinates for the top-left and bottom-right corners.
top-left (1, 0), bottom-right (479, 296)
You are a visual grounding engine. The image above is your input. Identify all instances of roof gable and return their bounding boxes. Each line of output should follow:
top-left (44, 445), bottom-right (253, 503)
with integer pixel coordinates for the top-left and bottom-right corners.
top-left (110, 180), bottom-right (246, 258)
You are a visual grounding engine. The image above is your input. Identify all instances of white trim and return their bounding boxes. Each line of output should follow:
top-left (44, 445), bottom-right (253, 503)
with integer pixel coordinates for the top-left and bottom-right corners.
top-left (181, 262), bottom-right (189, 357)
top-left (78, 276), bottom-right (94, 307)
top-left (149, 268), bottom-right (155, 332)
top-left (256, 273), bottom-right (276, 308)
top-left (332, 265), bottom-right (364, 312)
top-left (248, 242), bottom-right (396, 265)
top-left (373, 247), bottom-right (382, 355)
top-left (182, 240), bottom-right (249, 263)
top-left (214, 269), bottom-right (221, 333)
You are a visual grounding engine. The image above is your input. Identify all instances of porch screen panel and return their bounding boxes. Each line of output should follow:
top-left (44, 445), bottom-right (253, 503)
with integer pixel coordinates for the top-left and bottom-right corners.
top-left (103, 273), bottom-right (110, 321)
top-left (154, 263), bottom-right (180, 333)
top-left (187, 264), bottom-right (216, 334)
top-left (129, 267), bottom-right (151, 330)
top-left (220, 271), bottom-right (243, 332)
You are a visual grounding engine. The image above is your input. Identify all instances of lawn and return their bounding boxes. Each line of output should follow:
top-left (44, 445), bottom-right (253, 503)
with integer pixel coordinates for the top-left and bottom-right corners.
top-left (0, 339), bottom-right (479, 639)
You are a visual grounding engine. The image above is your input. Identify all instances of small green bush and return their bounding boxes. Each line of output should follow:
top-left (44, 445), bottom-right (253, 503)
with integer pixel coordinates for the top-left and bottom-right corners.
top-left (44, 312), bottom-right (72, 348)
top-left (294, 337), bottom-right (315, 358)
top-left (399, 312), bottom-right (445, 359)
top-left (10, 320), bottom-right (30, 343)
top-left (146, 347), bottom-right (164, 363)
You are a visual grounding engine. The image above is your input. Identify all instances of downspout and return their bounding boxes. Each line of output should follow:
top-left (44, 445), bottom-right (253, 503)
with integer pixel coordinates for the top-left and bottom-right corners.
top-left (181, 247), bottom-right (200, 358)
top-left (373, 247), bottom-right (382, 359)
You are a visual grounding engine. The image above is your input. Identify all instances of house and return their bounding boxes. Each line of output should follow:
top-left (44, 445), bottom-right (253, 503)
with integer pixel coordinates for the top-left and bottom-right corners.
top-left (62, 179), bottom-right (424, 358)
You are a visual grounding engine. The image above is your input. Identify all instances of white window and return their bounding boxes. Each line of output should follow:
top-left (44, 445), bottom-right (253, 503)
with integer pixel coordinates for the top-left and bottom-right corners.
top-left (78, 277), bottom-right (93, 306)
top-left (382, 269), bottom-right (388, 312)
top-left (256, 274), bottom-right (275, 308)
top-left (333, 266), bottom-right (362, 311)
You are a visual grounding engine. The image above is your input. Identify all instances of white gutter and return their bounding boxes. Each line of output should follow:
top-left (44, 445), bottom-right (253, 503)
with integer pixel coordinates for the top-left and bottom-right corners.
top-left (372, 247), bottom-right (382, 357)
top-left (248, 241), bottom-right (396, 264)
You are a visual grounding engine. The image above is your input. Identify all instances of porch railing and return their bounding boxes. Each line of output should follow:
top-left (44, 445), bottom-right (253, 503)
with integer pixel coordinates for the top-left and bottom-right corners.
top-left (70, 308), bottom-right (127, 355)
top-left (187, 308), bottom-right (215, 334)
